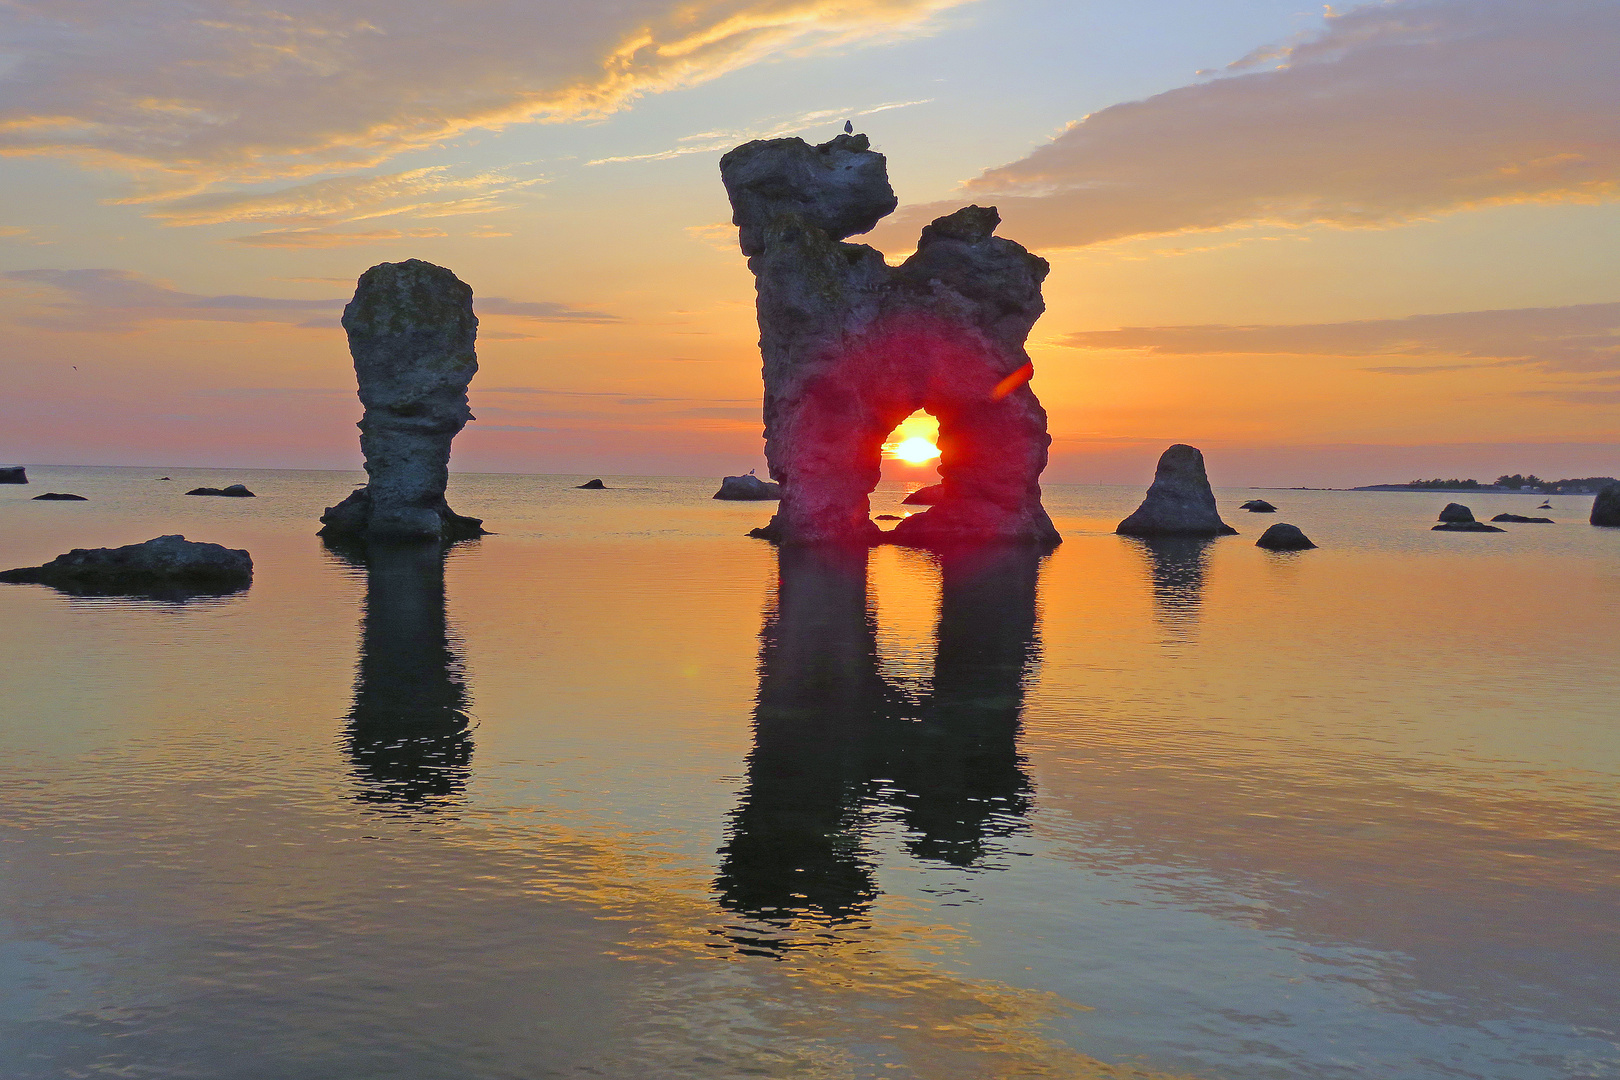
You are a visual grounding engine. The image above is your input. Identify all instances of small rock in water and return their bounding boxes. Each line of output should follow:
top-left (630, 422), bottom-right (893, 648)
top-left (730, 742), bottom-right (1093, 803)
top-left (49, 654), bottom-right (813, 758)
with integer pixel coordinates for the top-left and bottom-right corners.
top-left (1536, 501), bottom-right (1552, 509)
top-left (0, 466), bottom-right (26, 484)
top-left (186, 484), bottom-right (255, 498)
top-left (0, 534), bottom-right (252, 593)
top-left (1433, 521), bottom-right (1505, 532)
top-left (1240, 499), bottom-right (1277, 512)
top-left (902, 484), bottom-right (944, 506)
top-left (875, 514), bottom-right (903, 521)
top-left (156, 477), bottom-right (172, 481)
top-left (1437, 503), bottom-right (1474, 523)
top-left (1256, 523), bottom-right (1316, 550)
top-left (1490, 513), bottom-right (1554, 524)
top-left (576, 478), bottom-right (607, 490)
top-left (1116, 444), bottom-right (1238, 538)
top-left (32, 493), bottom-right (87, 501)
top-left (1593, 483), bottom-right (1620, 527)
top-left (713, 474), bottom-right (781, 500)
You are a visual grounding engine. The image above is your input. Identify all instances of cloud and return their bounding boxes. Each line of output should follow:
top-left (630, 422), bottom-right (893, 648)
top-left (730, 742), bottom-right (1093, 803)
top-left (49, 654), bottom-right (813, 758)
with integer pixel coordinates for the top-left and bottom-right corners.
top-left (896, 0), bottom-right (1620, 248)
top-left (1056, 302), bottom-right (1620, 374)
top-left (150, 166), bottom-right (542, 228)
top-left (0, 268), bottom-right (619, 331)
top-left (228, 227), bottom-right (450, 249)
top-left (0, 1), bottom-right (969, 193)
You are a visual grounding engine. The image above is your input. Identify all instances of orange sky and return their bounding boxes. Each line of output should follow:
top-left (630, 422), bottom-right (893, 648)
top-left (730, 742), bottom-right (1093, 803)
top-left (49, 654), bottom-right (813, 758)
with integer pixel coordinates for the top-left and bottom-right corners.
top-left (1, 0), bottom-right (1616, 486)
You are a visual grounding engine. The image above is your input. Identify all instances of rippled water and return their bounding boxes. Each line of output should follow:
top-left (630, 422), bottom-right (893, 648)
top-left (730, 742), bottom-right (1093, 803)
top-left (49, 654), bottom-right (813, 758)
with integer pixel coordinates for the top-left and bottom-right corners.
top-left (2, 466), bottom-right (1617, 1079)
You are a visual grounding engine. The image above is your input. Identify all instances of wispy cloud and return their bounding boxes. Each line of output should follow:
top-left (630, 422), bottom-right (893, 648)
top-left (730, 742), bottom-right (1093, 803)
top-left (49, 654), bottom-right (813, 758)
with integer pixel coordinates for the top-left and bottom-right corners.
top-left (1, 268), bottom-right (619, 332)
top-left (586, 98), bottom-right (933, 166)
top-left (228, 227), bottom-right (450, 249)
top-left (0, 1), bottom-right (969, 194)
top-left (1057, 301), bottom-right (1620, 374)
top-left (890, 0), bottom-right (1620, 248)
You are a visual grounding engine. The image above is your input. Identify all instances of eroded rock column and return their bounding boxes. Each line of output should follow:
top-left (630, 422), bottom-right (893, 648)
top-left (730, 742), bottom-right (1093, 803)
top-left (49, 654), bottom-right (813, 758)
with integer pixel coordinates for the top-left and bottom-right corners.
top-left (319, 260), bottom-right (484, 542)
top-left (720, 133), bottom-right (1059, 548)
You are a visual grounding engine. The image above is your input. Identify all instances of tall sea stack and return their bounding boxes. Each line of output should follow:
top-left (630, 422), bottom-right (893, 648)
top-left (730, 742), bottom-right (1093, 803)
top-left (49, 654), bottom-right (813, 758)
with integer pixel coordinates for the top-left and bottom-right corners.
top-left (1116, 444), bottom-right (1237, 538)
top-left (720, 133), bottom-right (1058, 548)
top-left (319, 260), bottom-right (484, 542)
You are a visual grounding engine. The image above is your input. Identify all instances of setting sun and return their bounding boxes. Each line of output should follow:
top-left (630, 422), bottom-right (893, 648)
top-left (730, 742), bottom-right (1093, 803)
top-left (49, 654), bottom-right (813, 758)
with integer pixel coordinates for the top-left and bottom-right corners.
top-left (882, 410), bottom-right (941, 465)
top-left (889, 436), bottom-right (940, 464)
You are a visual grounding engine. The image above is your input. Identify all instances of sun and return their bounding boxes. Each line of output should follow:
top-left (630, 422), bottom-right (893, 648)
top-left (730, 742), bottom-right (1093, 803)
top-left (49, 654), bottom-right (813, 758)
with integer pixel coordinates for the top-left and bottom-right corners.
top-left (889, 435), bottom-right (940, 464)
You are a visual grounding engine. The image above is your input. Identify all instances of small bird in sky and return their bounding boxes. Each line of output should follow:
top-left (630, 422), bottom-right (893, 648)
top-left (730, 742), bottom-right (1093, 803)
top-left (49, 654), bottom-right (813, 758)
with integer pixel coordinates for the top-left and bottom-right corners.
top-left (843, 120), bottom-right (853, 134)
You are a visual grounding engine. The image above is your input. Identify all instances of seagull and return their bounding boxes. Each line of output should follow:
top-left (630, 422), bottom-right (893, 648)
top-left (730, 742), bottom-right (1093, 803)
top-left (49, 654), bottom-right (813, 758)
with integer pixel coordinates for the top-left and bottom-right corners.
top-left (843, 120), bottom-right (853, 134)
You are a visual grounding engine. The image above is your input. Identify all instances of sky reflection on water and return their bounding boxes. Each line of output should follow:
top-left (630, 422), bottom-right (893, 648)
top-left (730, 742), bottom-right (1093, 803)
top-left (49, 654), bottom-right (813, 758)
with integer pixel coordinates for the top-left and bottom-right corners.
top-left (1, 467), bottom-right (1617, 1079)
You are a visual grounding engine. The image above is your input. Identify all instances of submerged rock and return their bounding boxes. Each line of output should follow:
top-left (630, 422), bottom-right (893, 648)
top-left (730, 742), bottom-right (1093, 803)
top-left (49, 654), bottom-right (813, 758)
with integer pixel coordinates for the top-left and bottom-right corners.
top-left (901, 484), bottom-right (944, 506)
top-left (1490, 513), bottom-right (1554, 523)
top-left (720, 133), bottom-right (1058, 549)
top-left (714, 474), bottom-right (781, 500)
top-left (1593, 484), bottom-right (1620, 527)
top-left (1256, 523), bottom-right (1316, 550)
top-left (32, 492), bottom-right (87, 501)
top-left (576, 478), bottom-right (607, 490)
top-left (0, 466), bottom-right (26, 484)
top-left (0, 534), bottom-right (252, 592)
top-left (1433, 521), bottom-right (1505, 532)
top-left (319, 260), bottom-right (485, 543)
top-left (1116, 445), bottom-right (1238, 538)
top-left (186, 484), bottom-right (255, 497)
top-left (1437, 503), bottom-right (1474, 523)
top-left (1240, 499), bottom-right (1277, 512)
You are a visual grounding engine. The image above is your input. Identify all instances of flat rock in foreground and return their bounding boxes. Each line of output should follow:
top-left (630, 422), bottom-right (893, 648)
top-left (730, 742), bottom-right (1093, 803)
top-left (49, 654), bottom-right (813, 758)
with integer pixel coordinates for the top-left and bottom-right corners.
top-left (0, 534), bottom-right (252, 593)
top-left (1116, 444), bottom-right (1237, 538)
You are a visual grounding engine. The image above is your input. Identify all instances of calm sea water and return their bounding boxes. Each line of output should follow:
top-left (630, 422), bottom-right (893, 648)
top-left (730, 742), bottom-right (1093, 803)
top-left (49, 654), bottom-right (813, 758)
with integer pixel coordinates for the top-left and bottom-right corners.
top-left (2, 466), bottom-right (1617, 1080)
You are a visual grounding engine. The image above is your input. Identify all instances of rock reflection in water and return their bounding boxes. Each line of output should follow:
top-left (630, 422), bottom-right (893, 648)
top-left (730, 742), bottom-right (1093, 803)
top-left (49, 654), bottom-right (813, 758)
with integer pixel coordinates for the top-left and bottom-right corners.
top-left (716, 545), bottom-right (1042, 955)
top-left (327, 539), bottom-right (474, 811)
top-left (1128, 535), bottom-right (1212, 647)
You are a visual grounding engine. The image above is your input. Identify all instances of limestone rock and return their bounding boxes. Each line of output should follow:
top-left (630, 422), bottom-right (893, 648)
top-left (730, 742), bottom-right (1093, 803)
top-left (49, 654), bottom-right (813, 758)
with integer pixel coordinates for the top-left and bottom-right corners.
top-left (1256, 523), bottom-right (1316, 550)
top-left (714, 474), bottom-right (781, 500)
top-left (1593, 483), bottom-right (1620, 527)
top-left (0, 534), bottom-right (252, 591)
top-left (576, 478), bottom-right (607, 490)
top-left (32, 492), bottom-right (87, 501)
top-left (874, 514), bottom-right (902, 520)
top-left (1116, 445), bottom-right (1237, 538)
top-left (1437, 503), bottom-right (1474, 523)
top-left (1433, 521), bottom-right (1504, 532)
top-left (1240, 499), bottom-right (1277, 512)
top-left (186, 484), bottom-right (255, 497)
top-left (319, 260), bottom-right (485, 543)
top-left (722, 134), bottom-right (1058, 548)
top-left (902, 484), bottom-right (944, 506)
top-left (0, 466), bottom-right (26, 483)
top-left (1490, 513), bottom-right (1554, 523)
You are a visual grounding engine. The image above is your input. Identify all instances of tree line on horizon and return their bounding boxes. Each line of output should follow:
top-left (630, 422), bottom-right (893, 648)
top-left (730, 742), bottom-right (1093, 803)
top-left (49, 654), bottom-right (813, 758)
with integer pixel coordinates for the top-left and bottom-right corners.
top-left (1403, 475), bottom-right (1617, 493)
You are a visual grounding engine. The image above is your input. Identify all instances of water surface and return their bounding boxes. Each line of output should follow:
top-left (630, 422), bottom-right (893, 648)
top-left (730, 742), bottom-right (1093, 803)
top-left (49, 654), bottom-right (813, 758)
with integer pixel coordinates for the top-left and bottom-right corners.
top-left (2, 467), bottom-right (1617, 1078)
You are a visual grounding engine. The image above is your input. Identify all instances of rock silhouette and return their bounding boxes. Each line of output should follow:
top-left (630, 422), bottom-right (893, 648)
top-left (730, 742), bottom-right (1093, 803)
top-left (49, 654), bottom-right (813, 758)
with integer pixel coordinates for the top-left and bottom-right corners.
top-left (720, 133), bottom-right (1058, 549)
top-left (1491, 513), bottom-right (1554, 524)
top-left (901, 484), bottom-right (944, 505)
top-left (1116, 444), bottom-right (1237, 538)
top-left (1433, 521), bottom-right (1504, 532)
top-left (186, 484), bottom-right (255, 497)
top-left (0, 534), bottom-right (251, 595)
top-left (319, 260), bottom-right (485, 543)
top-left (1240, 499), bottom-right (1277, 512)
top-left (32, 492), bottom-right (87, 501)
top-left (715, 544), bottom-right (1040, 954)
top-left (1593, 484), bottom-right (1620, 527)
top-left (0, 466), bottom-right (25, 484)
top-left (326, 538), bottom-right (474, 811)
top-left (1438, 503), bottom-right (1474, 523)
top-left (1257, 523), bottom-right (1317, 550)
top-left (575, 479), bottom-right (606, 490)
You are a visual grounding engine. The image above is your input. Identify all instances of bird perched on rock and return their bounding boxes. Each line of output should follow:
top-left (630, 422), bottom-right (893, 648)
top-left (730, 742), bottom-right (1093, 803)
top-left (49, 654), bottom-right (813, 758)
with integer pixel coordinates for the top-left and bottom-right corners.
top-left (843, 120), bottom-right (853, 134)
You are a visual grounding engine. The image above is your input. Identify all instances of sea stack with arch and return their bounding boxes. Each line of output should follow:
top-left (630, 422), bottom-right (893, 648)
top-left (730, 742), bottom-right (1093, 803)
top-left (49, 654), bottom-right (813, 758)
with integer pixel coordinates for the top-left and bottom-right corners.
top-left (319, 260), bottom-right (485, 543)
top-left (720, 132), bottom-right (1059, 548)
